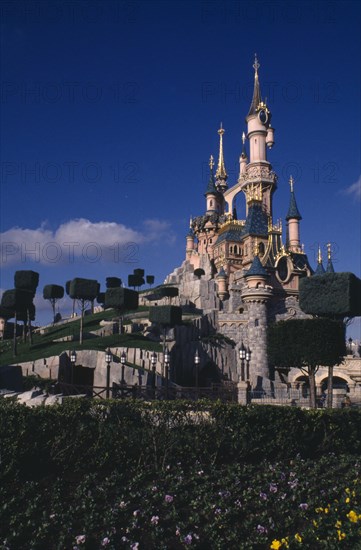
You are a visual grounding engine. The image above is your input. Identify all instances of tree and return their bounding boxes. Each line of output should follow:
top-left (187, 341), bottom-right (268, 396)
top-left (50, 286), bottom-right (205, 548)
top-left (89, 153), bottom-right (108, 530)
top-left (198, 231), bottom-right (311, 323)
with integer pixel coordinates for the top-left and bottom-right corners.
top-left (104, 287), bottom-right (139, 334)
top-left (69, 278), bottom-right (99, 344)
top-left (97, 292), bottom-right (105, 307)
top-left (65, 280), bottom-right (75, 317)
top-left (1, 289), bottom-right (33, 356)
top-left (14, 270), bottom-right (39, 345)
top-left (128, 274), bottom-right (144, 290)
top-left (146, 275), bottom-right (155, 288)
top-left (106, 277), bottom-right (122, 288)
top-left (268, 318), bottom-right (345, 408)
top-left (43, 284), bottom-right (64, 324)
top-left (300, 272), bottom-right (361, 407)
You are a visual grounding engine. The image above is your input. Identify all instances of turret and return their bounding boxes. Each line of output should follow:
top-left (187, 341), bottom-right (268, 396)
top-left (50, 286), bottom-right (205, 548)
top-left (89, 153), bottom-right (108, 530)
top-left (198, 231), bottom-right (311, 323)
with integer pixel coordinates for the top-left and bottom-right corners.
top-left (315, 245), bottom-right (326, 274)
top-left (215, 123), bottom-right (228, 193)
top-left (216, 266), bottom-right (228, 300)
top-left (204, 155), bottom-right (218, 213)
top-left (186, 226), bottom-right (195, 259)
top-left (246, 55), bottom-right (273, 164)
top-left (239, 131), bottom-right (248, 176)
top-left (285, 176), bottom-right (302, 252)
top-left (326, 242), bottom-right (335, 273)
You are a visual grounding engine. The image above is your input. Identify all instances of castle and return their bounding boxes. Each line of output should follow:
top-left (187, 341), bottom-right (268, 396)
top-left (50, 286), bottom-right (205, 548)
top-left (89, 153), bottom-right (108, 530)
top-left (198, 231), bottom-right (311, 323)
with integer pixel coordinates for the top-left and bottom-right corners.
top-left (165, 56), bottom-right (340, 391)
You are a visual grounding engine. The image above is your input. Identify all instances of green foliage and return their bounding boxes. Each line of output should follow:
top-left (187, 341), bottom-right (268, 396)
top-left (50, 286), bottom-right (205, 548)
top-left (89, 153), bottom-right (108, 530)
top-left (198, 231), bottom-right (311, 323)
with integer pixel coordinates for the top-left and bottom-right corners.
top-left (134, 268), bottom-right (145, 278)
top-left (69, 278), bottom-right (99, 301)
top-left (149, 305), bottom-right (182, 327)
top-left (104, 287), bottom-right (139, 311)
top-left (17, 303), bottom-right (36, 322)
top-left (65, 280), bottom-right (71, 295)
top-left (268, 318), bottom-right (346, 369)
top-left (158, 286), bottom-right (179, 298)
top-left (97, 292), bottom-right (105, 305)
top-left (106, 277), bottom-right (121, 288)
top-left (146, 275), bottom-right (155, 286)
top-left (1, 402), bottom-right (361, 549)
top-left (1, 289), bottom-right (33, 311)
top-left (43, 284), bottom-right (64, 300)
top-left (299, 272), bottom-right (361, 318)
top-left (128, 274), bottom-right (144, 288)
top-left (14, 270), bottom-right (39, 294)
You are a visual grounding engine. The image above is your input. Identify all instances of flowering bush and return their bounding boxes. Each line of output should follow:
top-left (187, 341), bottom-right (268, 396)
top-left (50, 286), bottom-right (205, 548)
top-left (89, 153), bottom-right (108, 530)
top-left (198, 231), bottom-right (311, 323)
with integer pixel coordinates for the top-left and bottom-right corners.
top-left (1, 400), bottom-right (361, 548)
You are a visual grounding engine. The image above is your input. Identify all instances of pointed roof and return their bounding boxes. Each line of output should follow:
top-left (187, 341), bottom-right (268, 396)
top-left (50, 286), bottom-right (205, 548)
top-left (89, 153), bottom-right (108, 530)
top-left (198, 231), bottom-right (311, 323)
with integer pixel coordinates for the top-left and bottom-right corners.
top-left (247, 54), bottom-right (261, 117)
top-left (246, 254), bottom-right (268, 278)
top-left (326, 243), bottom-right (335, 273)
top-left (315, 245), bottom-right (325, 274)
top-left (217, 266), bottom-right (227, 278)
top-left (215, 123), bottom-right (228, 182)
top-left (243, 202), bottom-right (269, 237)
top-left (204, 155), bottom-right (217, 196)
top-left (286, 176), bottom-right (302, 220)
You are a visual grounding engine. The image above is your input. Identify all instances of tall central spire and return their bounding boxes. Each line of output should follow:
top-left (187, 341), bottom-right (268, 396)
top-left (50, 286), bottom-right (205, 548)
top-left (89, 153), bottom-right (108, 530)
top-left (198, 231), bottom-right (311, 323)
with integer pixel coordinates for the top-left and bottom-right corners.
top-left (247, 53), bottom-right (262, 117)
top-left (215, 123), bottom-right (228, 190)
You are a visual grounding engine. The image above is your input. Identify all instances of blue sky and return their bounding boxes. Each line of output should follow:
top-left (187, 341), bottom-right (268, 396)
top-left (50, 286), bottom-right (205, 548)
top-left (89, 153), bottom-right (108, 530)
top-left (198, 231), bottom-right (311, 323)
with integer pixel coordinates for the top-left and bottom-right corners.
top-left (1, 0), bottom-right (360, 337)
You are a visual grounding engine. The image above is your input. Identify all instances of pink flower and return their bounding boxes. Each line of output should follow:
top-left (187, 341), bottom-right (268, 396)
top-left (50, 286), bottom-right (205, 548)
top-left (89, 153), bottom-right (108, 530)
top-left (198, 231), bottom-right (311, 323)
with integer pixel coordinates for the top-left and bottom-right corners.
top-left (184, 534), bottom-right (192, 545)
top-left (133, 510), bottom-right (140, 517)
top-left (131, 544), bottom-right (139, 550)
top-left (151, 515), bottom-right (159, 525)
top-left (101, 537), bottom-right (110, 546)
top-left (165, 494), bottom-right (174, 503)
top-left (75, 535), bottom-right (86, 544)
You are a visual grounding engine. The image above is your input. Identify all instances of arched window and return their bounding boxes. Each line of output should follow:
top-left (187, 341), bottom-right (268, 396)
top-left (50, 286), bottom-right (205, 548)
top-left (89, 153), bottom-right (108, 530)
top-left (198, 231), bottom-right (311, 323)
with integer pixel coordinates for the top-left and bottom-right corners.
top-left (234, 245), bottom-right (238, 255)
top-left (259, 242), bottom-right (265, 255)
top-left (210, 200), bottom-right (213, 207)
top-left (230, 246), bottom-right (233, 254)
top-left (255, 319), bottom-right (259, 327)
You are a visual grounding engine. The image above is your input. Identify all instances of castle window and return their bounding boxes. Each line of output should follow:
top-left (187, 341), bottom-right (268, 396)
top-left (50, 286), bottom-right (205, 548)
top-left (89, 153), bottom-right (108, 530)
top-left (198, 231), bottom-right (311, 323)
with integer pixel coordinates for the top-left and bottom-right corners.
top-left (255, 319), bottom-right (259, 327)
top-left (230, 246), bottom-right (233, 254)
top-left (210, 200), bottom-right (213, 207)
top-left (209, 239), bottom-right (212, 244)
top-left (234, 245), bottom-right (238, 255)
top-left (259, 242), bottom-right (265, 255)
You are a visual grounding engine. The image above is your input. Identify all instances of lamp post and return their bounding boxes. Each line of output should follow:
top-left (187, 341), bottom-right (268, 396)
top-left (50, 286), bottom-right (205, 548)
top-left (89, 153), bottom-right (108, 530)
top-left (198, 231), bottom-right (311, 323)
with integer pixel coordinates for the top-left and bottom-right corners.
top-left (245, 347), bottom-right (251, 382)
top-left (239, 342), bottom-right (246, 381)
top-left (194, 349), bottom-right (200, 399)
top-left (120, 351), bottom-right (126, 398)
top-left (164, 346), bottom-right (170, 399)
top-left (70, 350), bottom-right (76, 385)
top-left (105, 348), bottom-right (112, 399)
top-left (348, 337), bottom-right (353, 356)
top-left (151, 351), bottom-right (157, 397)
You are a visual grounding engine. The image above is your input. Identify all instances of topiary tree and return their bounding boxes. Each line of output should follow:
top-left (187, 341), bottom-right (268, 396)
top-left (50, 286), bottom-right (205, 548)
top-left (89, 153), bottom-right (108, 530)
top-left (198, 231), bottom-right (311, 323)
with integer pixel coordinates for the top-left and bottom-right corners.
top-left (43, 284), bottom-right (64, 324)
top-left (268, 318), bottom-right (345, 408)
top-left (146, 275), bottom-right (155, 288)
top-left (97, 292), bottom-right (105, 307)
top-left (69, 278), bottom-right (99, 344)
top-left (65, 280), bottom-right (75, 317)
top-left (1, 289), bottom-right (33, 356)
top-left (14, 270), bottom-right (39, 345)
top-left (106, 277), bottom-right (122, 288)
top-left (128, 274), bottom-right (144, 290)
top-left (104, 287), bottom-right (139, 334)
top-left (300, 272), bottom-right (361, 407)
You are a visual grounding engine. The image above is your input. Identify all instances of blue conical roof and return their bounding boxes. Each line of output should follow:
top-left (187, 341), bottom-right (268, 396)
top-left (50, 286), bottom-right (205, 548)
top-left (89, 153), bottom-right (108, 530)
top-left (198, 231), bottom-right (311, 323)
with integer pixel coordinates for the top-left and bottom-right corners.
top-left (286, 190), bottom-right (302, 221)
top-left (315, 262), bottom-right (325, 275)
top-left (204, 168), bottom-right (217, 196)
top-left (217, 266), bottom-right (227, 278)
top-left (326, 259), bottom-right (335, 273)
top-left (246, 255), bottom-right (268, 278)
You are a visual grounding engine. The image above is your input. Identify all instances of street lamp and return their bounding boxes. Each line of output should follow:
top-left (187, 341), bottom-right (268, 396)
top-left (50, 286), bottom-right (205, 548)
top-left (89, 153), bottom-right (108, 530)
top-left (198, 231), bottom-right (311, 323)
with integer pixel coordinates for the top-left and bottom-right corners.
top-left (164, 347), bottom-right (170, 399)
top-left (239, 342), bottom-right (246, 381)
top-left (120, 351), bottom-right (126, 384)
top-left (151, 351), bottom-right (157, 396)
top-left (105, 348), bottom-right (112, 399)
top-left (245, 347), bottom-right (251, 381)
top-left (194, 349), bottom-right (200, 399)
top-left (70, 350), bottom-right (76, 385)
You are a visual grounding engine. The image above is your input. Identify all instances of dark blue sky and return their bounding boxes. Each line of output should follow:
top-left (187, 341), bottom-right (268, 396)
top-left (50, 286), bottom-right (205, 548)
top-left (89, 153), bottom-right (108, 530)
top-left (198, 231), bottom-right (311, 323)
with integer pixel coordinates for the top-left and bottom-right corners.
top-left (1, 0), bottom-right (360, 335)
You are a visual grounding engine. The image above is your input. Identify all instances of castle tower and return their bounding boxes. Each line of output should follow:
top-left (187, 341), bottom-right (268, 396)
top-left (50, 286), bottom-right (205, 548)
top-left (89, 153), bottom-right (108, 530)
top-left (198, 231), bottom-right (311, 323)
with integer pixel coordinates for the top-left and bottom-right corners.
top-left (216, 266), bottom-right (228, 300)
top-left (241, 248), bottom-right (272, 388)
top-left (239, 132), bottom-right (248, 177)
top-left (215, 123), bottom-right (228, 194)
top-left (186, 225), bottom-right (195, 259)
top-left (286, 176), bottom-right (302, 252)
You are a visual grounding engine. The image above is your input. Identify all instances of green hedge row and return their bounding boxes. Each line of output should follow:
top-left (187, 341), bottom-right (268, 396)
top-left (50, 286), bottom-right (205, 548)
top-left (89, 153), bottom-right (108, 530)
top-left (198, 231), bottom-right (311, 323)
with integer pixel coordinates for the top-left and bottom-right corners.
top-left (1, 400), bottom-right (361, 484)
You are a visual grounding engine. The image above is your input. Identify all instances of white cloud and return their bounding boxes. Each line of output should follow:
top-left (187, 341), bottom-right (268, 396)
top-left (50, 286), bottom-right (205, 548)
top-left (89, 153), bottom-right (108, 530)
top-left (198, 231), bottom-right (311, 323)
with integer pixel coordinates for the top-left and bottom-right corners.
top-left (344, 176), bottom-right (361, 200)
top-left (0, 217), bottom-right (173, 267)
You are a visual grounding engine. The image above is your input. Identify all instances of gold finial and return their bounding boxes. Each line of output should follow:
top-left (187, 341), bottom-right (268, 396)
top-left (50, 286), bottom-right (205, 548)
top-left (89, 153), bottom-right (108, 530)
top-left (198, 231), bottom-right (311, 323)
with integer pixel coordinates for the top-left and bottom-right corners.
top-left (317, 245), bottom-right (322, 264)
top-left (245, 183), bottom-right (263, 203)
top-left (215, 124), bottom-right (227, 180)
top-left (253, 53), bottom-right (260, 74)
top-left (189, 216), bottom-right (193, 229)
top-left (327, 242), bottom-right (332, 261)
top-left (209, 155), bottom-right (214, 170)
top-left (242, 131), bottom-right (246, 145)
top-left (289, 175), bottom-right (294, 192)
